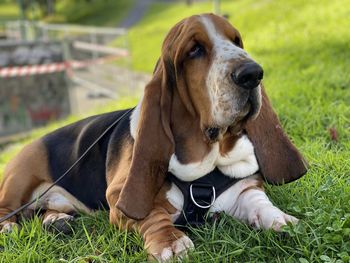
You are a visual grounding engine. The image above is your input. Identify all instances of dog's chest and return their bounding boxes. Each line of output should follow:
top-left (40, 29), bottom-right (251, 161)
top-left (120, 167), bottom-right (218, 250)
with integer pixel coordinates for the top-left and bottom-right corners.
top-left (168, 135), bottom-right (259, 181)
top-left (166, 135), bottom-right (260, 220)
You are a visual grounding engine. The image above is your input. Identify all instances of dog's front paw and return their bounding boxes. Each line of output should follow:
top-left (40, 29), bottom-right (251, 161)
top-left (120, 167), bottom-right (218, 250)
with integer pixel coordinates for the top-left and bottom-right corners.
top-left (0, 222), bottom-right (20, 233)
top-left (151, 235), bottom-right (194, 262)
top-left (43, 212), bottom-right (74, 234)
top-left (250, 206), bottom-right (299, 231)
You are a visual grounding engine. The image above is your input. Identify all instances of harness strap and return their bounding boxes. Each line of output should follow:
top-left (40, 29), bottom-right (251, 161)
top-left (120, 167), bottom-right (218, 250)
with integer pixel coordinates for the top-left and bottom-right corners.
top-left (167, 168), bottom-right (240, 227)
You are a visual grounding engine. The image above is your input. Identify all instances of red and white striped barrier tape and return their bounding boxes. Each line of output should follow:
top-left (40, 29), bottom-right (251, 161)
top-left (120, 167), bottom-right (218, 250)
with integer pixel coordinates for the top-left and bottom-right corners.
top-left (0, 63), bottom-right (67, 78)
top-left (0, 55), bottom-right (123, 78)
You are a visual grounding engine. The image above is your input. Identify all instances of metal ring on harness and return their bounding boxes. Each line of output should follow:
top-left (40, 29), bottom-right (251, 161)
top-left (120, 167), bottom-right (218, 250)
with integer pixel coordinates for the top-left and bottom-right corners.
top-left (189, 184), bottom-right (216, 209)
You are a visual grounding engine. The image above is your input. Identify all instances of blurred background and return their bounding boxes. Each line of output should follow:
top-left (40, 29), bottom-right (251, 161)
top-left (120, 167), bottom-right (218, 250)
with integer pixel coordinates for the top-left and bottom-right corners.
top-left (0, 0), bottom-right (147, 143)
top-left (0, 0), bottom-right (348, 147)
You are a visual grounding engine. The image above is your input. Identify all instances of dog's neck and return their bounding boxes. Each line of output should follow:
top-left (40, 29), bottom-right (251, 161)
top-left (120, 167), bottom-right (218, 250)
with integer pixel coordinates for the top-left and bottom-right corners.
top-left (130, 95), bottom-right (243, 164)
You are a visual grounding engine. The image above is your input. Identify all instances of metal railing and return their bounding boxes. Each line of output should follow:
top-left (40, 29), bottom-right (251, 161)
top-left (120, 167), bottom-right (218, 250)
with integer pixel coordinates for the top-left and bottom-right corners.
top-left (5, 20), bottom-right (127, 39)
top-left (4, 20), bottom-right (132, 111)
top-left (4, 20), bottom-right (129, 60)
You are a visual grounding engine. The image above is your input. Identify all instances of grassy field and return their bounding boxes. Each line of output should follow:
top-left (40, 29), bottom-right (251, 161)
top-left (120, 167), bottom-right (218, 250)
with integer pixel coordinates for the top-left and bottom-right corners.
top-left (1, 0), bottom-right (350, 262)
top-left (43, 0), bottom-right (135, 25)
top-left (0, 0), bottom-right (134, 26)
top-left (0, 0), bottom-right (18, 25)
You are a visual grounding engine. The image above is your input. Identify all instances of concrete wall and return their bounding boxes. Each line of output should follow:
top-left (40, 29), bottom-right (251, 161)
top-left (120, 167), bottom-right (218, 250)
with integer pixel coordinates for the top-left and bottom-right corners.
top-left (0, 41), bottom-right (70, 137)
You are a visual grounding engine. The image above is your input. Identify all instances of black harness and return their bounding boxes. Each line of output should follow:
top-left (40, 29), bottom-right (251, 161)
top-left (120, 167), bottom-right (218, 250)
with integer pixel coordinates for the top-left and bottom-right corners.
top-left (167, 168), bottom-right (240, 227)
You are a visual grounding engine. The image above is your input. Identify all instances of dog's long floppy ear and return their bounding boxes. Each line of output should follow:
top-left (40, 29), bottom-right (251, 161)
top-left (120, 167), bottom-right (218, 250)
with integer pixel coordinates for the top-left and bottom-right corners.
top-left (245, 86), bottom-right (308, 184)
top-left (116, 61), bottom-right (174, 220)
top-left (117, 19), bottom-right (188, 220)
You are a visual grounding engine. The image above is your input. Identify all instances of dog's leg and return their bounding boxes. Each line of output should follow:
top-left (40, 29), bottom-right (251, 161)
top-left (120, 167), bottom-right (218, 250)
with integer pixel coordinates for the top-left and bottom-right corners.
top-left (0, 165), bottom-right (31, 232)
top-left (0, 174), bottom-right (20, 233)
top-left (29, 183), bottom-right (91, 214)
top-left (28, 183), bottom-right (92, 234)
top-left (231, 176), bottom-right (298, 231)
top-left (0, 140), bottom-right (50, 233)
top-left (137, 204), bottom-right (194, 262)
top-left (107, 184), bottom-right (194, 262)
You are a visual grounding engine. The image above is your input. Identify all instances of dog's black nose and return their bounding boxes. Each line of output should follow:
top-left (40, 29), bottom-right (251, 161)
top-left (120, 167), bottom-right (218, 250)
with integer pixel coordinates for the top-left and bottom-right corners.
top-left (232, 62), bottom-right (264, 90)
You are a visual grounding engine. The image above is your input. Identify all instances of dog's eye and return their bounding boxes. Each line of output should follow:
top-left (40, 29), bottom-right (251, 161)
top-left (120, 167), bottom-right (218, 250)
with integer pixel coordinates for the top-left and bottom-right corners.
top-left (233, 36), bottom-right (241, 47)
top-left (189, 44), bottom-right (205, 58)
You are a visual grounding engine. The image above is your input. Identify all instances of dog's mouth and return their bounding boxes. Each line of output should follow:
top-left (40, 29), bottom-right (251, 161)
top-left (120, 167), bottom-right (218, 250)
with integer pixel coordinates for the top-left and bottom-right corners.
top-left (242, 92), bottom-right (260, 121)
top-left (204, 88), bottom-right (261, 142)
top-left (203, 109), bottom-right (248, 143)
top-left (230, 88), bottom-right (261, 123)
top-left (204, 127), bottom-right (221, 142)
top-left (245, 87), bottom-right (262, 120)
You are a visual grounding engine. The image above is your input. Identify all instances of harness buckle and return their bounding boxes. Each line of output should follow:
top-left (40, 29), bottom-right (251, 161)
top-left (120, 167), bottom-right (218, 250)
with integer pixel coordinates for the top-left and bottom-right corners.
top-left (189, 184), bottom-right (216, 209)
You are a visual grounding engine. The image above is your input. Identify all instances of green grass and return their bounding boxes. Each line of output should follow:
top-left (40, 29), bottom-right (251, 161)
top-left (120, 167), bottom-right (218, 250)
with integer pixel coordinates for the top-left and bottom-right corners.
top-left (1, 0), bottom-right (350, 262)
top-left (0, 0), bottom-right (135, 26)
top-left (0, 0), bottom-right (134, 32)
top-left (43, 0), bottom-right (135, 26)
top-left (0, 1), bottom-right (18, 23)
top-left (0, 0), bottom-right (134, 26)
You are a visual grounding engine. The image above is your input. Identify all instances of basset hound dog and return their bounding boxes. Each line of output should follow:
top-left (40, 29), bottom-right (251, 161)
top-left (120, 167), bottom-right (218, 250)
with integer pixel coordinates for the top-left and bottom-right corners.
top-left (0, 14), bottom-right (307, 262)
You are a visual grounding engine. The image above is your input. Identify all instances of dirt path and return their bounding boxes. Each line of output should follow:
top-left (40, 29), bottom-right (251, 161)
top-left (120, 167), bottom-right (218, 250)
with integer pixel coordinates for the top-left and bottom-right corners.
top-left (70, 65), bottom-right (150, 115)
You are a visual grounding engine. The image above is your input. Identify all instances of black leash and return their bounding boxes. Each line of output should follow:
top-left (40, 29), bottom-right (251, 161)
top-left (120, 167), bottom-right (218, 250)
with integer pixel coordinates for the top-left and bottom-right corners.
top-left (0, 108), bottom-right (133, 224)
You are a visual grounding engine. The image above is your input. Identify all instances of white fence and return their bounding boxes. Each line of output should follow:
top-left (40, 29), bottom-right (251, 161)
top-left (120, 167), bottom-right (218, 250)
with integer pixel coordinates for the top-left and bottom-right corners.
top-left (3, 20), bottom-right (132, 114)
top-left (5, 20), bottom-right (129, 62)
